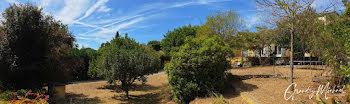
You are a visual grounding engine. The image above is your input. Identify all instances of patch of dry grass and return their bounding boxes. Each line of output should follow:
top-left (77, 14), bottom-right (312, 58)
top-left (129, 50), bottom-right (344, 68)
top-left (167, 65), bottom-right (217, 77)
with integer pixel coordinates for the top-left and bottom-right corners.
top-left (65, 73), bottom-right (175, 104)
top-left (65, 66), bottom-right (338, 104)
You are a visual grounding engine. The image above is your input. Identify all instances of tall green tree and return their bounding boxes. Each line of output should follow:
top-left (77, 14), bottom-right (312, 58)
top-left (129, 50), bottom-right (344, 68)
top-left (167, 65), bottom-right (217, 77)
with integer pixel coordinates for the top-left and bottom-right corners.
top-left (0, 3), bottom-right (75, 91)
top-left (67, 46), bottom-right (98, 80)
top-left (308, 8), bottom-right (350, 84)
top-left (89, 34), bottom-right (161, 98)
top-left (197, 9), bottom-right (244, 46)
top-left (147, 40), bottom-right (161, 51)
top-left (161, 25), bottom-right (200, 58)
top-left (233, 26), bottom-right (276, 65)
top-left (343, 0), bottom-right (350, 17)
top-left (274, 9), bottom-right (320, 60)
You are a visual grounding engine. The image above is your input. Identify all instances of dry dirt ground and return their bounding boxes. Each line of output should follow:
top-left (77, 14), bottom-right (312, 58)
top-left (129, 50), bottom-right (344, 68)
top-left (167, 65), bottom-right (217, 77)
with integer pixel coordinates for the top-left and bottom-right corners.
top-left (66, 66), bottom-right (346, 104)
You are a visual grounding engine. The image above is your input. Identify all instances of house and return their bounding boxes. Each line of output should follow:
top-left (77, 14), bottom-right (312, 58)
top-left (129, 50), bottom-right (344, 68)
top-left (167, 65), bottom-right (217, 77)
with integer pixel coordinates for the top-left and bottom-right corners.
top-left (232, 43), bottom-right (319, 66)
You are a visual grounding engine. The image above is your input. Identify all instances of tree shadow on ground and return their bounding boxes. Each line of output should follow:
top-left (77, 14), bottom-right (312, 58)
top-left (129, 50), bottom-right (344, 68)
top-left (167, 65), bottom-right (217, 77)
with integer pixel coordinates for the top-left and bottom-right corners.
top-left (97, 83), bottom-right (159, 93)
top-left (112, 84), bottom-right (172, 104)
top-left (112, 93), bottom-right (162, 104)
top-left (98, 83), bottom-right (171, 104)
top-left (222, 73), bottom-right (259, 99)
top-left (65, 93), bottom-right (103, 104)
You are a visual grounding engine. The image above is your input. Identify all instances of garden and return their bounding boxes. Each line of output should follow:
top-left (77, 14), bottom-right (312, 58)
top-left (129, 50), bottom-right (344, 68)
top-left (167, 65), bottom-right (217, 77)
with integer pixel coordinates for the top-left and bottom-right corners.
top-left (0, 1), bottom-right (350, 104)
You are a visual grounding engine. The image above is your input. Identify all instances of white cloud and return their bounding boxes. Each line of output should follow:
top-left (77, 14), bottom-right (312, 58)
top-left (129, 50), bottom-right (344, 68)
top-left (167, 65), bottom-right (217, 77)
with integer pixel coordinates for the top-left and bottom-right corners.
top-left (169, 0), bottom-right (231, 8)
top-left (82, 0), bottom-right (230, 34)
top-left (56, 0), bottom-right (90, 24)
top-left (76, 37), bottom-right (94, 41)
top-left (2, 0), bottom-right (231, 47)
top-left (73, 0), bottom-right (231, 44)
top-left (81, 14), bottom-right (145, 34)
top-left (76, 0), bottom-right (110, 21)
top-left (43, 0), bottom-right (111, 33)
top-left (77, 13), bottom-right (162, 43)
top-left (0, 0), bottom-right (235, 49)
top-left (37, 0), bottom-right (52, 7)
top-left (245, 14), bottom-right (263, 29)
top-left (110, 17), bottom-right (145, 31)
top-left (97, 5), bottom-right (111, 12)
top-left (80, 17), bottom-right (146, 38)
top-left (75, 21), bottom-right (109, 31)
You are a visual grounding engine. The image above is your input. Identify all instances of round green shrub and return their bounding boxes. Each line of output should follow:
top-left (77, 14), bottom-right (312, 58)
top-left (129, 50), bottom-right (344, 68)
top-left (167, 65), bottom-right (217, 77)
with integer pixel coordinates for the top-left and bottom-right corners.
top-left (89, 34), bottom-right (161, 98)
top-left (165, 36), bottom-right (231, 103)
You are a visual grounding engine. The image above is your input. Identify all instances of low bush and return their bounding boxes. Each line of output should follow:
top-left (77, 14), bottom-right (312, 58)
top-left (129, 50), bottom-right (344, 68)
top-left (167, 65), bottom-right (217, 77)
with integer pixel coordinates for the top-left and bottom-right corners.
top-left (165, 36), bottom-right (231, 103)
top-left (16, 89), bottom-right (27, 97)
top-left (0, 90), bottom-right (15, 101)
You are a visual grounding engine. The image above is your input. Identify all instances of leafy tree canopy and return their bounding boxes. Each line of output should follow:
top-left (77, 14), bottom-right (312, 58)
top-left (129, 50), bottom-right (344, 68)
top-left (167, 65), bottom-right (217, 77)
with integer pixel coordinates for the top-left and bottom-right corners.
top-left (67, 46), bottom-right (98, 80)
top-left (89, 34), bottom-right (161, 98)
top-left (0, 3), bottom-right (75, 90)
top-left (147, 40), bottom-right (161, 51)
top-left (197, 9), bottom-right (244, 45)
top-left (161, 25), bottom-right (200, 58)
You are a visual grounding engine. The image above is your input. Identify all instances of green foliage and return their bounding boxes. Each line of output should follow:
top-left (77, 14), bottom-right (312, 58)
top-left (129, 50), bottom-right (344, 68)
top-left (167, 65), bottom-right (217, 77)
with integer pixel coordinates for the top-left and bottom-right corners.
top-left (213, 93), bottom-right (228, 104)
top-left (316, 95), bottom-right (328, 104)
top-left (275, 8), bottom-right (320, 59)
top-left (147, 40), bottom-right (161, 51)
top-left (231, 26), bottom-right (275, 65)
top-left (231, 31), bottom-right (257, 50)
top-left (89, 34), bottom-right (161, 98)
top-left (0, 91), bottom-right (15, 101)
top-left (197, 9), bottom-right (243, 44)
top-left (340, 64), bottom-right (350, 83)
top-left (67, 46), bottom-right (98, 80)
top-left (165, 36), bottom-right (231, 103)
top-left (161, 25), bottom-right (200, 58)
top-left (343, 0), bottom-right (350, 17)
top-left (88, 57), bottom-right (99, 79)
top-left (16, 89), bottom-right (27, 97)
top-left (0, 3), bottom-right (75, 90)
top-left (316, 94), bottom-right (350, 104)
top-left (158, 51), bottom-right (167, 69)
top-left (308, 10), bottom-right (350, 82)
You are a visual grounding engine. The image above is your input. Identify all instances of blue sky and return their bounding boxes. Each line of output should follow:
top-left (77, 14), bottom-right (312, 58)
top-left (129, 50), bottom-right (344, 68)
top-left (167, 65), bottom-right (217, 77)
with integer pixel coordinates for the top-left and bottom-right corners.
top-left (0, 0), bottom-right (341, 49)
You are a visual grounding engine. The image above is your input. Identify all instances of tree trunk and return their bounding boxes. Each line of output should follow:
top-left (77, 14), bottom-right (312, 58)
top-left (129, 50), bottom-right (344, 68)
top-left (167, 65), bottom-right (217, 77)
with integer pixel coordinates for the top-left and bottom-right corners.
top-left (48, 82), bottom-right (56, 103)
top-left (121, 81), bottom-right (130, 99)
top-left (290, 23), bottom-right (294, 91)
top-left (125, 90), bottom-right (129, 99)
top-left (258, 50), bottom-right (262, 65)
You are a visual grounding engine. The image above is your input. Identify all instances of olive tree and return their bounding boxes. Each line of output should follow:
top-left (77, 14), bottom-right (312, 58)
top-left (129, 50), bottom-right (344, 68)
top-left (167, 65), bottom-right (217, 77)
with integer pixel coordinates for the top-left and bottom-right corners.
top-left (89, 34), bottom-right (160, 98)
